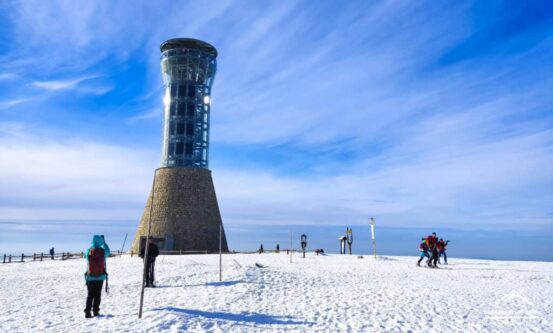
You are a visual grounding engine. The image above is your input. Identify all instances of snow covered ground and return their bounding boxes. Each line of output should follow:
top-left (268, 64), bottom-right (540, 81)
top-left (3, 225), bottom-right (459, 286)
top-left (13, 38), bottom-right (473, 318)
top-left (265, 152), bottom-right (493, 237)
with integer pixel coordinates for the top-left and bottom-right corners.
top-left (1, 253), bottom-right (552, 332)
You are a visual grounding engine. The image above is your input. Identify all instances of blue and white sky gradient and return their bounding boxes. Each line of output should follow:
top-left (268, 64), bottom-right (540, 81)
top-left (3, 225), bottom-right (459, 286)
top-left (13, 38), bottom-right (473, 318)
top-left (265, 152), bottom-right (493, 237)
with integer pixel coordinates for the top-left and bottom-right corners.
top-left (0, 1), bottom-right (552, 258)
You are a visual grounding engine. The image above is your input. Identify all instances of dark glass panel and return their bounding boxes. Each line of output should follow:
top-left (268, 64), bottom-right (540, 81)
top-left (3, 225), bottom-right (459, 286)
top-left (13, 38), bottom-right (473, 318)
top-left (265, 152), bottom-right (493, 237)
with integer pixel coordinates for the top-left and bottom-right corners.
top-left (177, 85), bottom-right (186, 98)
top-left (187, 85), bottom-right (196, 98)
top-left (187, 103), bottom-right (195, 116)
top-left (170, 102), bottom-right (176, 116)
top-left (175, 142), bottom-right (184, 155)
top-left (185, 143), bottom-right (193, 155)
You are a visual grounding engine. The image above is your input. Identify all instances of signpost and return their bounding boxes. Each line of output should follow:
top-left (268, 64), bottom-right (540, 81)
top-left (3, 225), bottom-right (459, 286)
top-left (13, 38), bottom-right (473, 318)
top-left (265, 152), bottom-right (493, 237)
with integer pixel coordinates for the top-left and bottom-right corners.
top-left (370, 217), bottom-right (376, 259)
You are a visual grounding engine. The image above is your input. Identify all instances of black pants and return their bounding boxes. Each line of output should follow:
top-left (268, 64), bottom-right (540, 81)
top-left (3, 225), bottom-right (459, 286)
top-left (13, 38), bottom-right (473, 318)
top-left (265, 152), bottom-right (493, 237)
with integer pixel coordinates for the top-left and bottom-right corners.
top-left (145, 260), bottom-right (155, 286)
top-left (85, 281), bottom-right (103, 314)
top-left (429, 248), bottom-right (439, 266)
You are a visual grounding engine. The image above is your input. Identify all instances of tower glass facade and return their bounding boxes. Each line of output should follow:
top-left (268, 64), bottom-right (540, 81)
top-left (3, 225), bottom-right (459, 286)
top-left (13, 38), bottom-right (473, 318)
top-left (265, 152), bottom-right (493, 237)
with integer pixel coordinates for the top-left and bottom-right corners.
top-left (160, 39), bottom-right (217, 168)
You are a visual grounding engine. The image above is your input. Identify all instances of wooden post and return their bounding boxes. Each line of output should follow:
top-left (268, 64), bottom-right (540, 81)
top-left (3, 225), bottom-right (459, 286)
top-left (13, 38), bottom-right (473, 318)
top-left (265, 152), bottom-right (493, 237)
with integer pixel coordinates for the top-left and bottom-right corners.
top-left (81, 252), bottom-right (84, 258)
top-left (219, 223), bottom-right (222, 282)
top-left (120, 233), bottom-right (128, 258)
top-left (41, 253), bottom-right (43, 261)
top-left (33, 254), bottom-right (36, 261)
top-left (9, 254), bottom-right (12, 263)
top-left (289, 230), bottom-right (292, 264)
top-left (3, 254), bottom-right (6, 263)
top-left (21, 253), bottom-right (24, 262)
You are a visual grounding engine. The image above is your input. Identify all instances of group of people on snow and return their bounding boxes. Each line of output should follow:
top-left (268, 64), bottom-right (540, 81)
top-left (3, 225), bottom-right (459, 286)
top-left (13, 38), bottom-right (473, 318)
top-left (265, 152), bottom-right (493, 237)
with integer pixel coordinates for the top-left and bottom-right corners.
top-left (417, 232), bottom-right (449, 268)
top-left (82, 235), bottom-right (159, 318)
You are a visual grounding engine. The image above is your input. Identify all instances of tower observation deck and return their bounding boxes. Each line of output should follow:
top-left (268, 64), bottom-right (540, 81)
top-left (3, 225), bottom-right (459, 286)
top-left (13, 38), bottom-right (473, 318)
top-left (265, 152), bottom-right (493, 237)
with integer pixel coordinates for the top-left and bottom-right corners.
top-left (160, 38), bottom-right (217, 168)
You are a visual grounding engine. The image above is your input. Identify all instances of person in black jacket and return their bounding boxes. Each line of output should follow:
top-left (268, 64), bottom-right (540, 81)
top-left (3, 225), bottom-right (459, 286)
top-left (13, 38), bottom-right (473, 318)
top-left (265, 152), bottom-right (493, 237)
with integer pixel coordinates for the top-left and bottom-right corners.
top-left (139, 237), bottom-right (159, 287)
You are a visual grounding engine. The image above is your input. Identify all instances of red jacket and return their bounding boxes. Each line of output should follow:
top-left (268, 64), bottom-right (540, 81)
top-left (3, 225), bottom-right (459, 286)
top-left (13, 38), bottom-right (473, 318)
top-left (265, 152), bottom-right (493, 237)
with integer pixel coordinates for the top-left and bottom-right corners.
top-left (426, 235), bottom-right (437, 249)
top-left (436, 240), bottom-right (445, 252)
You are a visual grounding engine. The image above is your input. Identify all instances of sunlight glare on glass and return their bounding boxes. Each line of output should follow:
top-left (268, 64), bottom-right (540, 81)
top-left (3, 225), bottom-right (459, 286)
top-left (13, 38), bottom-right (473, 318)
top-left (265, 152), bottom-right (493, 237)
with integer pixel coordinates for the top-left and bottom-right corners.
top-left (163, 88), bottom-right (171, 108)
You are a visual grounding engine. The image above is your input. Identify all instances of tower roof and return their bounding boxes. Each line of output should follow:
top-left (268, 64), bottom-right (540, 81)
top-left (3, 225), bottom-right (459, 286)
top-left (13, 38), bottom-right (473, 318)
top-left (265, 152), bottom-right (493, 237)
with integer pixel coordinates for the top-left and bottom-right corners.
top-left (160, 38), bottom-right (218, 58)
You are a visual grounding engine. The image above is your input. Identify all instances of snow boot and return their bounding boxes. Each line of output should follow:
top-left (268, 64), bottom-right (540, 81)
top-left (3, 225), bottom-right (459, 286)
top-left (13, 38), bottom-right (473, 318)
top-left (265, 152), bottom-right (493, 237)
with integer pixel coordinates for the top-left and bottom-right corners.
top-left (85, 311), bottom-right (92, 318)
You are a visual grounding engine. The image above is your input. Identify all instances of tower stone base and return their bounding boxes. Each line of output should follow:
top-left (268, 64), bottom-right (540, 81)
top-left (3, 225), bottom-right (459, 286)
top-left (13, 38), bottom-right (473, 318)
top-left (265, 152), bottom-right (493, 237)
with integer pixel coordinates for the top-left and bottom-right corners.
top-left (131, 167), bottom-right (229, 253)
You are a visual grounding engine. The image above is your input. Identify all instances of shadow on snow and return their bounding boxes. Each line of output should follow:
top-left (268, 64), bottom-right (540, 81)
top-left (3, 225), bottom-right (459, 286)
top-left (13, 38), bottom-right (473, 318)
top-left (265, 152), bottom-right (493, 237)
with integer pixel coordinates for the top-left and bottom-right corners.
top-left (153, 307), bottom-right (314, 326)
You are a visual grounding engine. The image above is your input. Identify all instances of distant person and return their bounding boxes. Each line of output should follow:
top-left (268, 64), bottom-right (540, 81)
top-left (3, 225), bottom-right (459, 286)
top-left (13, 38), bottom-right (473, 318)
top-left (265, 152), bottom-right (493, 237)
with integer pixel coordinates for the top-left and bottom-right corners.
top-left (84, 235), bottom-right (111, 318)
top-left (49, 247), bottom-right (55, 260)
top-left (139, 237), bottom-right (159, 288)
top-left (426, 232), bottom-right (439, 268)
top-left (437, 239), bottom-right (450, 264)
top-left (416, 239), bottom-right (430, 266)
top-left (258, 244), bottom-right (264, 254)
top-left (276, 244), bottom-right (280, 253)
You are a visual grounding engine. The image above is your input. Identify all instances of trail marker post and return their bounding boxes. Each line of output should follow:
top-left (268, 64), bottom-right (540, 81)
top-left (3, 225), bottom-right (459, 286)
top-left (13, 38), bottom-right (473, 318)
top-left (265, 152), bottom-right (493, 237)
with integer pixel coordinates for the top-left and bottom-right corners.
top-left (370, 217), bottom-right (376, 259)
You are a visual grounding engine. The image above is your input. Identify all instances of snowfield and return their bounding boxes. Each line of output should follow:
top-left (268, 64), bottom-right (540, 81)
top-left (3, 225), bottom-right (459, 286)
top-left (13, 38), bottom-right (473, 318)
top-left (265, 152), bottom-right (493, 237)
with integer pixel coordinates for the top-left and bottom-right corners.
top-left (0, 253), bottom-right (552, 332)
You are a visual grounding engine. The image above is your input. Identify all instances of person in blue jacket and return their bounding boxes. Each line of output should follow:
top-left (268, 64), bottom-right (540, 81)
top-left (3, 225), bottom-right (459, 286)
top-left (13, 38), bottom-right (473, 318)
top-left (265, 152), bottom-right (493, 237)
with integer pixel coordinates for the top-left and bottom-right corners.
top-left (84, 235), bottom-right (110, 318)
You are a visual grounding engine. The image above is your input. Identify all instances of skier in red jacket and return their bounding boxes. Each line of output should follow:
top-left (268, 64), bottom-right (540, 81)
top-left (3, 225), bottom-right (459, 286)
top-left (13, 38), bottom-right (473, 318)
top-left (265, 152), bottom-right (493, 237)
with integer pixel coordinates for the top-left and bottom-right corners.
top-left (426, 232), bottom-right (439, 268)
top-left (437, 238), bottom-right (450, 264)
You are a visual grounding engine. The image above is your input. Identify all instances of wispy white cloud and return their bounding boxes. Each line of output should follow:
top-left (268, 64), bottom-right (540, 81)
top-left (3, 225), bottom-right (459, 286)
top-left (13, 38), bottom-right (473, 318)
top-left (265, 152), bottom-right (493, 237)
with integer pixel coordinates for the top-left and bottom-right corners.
top-left (128, 107), bottom-right (162, 121)
top-left (0, 98), bottom-right (30, 109)
top-left (31, 75), bottom-right (110, 95)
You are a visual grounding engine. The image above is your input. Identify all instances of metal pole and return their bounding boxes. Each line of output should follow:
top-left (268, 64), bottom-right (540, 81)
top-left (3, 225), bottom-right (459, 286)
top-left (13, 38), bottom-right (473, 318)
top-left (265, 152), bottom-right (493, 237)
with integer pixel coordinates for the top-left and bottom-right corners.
top-left (370, 217), bottom-right (376, 259)
top-left (219, 223), bottom-right (222, 282)
top-left (120, 233), bottom-right (128, 257)
top-left (138, 170), bottom-right (157, 319)
top-left (289, 230), bottom-right (292, 264)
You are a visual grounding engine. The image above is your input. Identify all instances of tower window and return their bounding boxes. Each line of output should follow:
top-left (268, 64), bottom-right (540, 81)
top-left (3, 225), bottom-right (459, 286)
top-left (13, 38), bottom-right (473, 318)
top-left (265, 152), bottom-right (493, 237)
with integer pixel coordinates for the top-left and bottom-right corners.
top-left (185, 142), bottom-right (193, 155)
top-left (187, 103), bottom-right (195, 116)
top-left (176, 122), bottom-right (185, 135)
top-left (175, 142), bottom-right (184, 155)
top-left (187, 85), bottom-right (196, 98)
top-left (177, 85), bottom-right (186, 98)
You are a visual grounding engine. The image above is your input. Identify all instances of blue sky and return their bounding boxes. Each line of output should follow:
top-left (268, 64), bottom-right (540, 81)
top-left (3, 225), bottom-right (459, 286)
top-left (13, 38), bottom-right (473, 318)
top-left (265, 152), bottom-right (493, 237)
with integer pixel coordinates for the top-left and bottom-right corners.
top-left (0, 1), bottom-right (552, 256)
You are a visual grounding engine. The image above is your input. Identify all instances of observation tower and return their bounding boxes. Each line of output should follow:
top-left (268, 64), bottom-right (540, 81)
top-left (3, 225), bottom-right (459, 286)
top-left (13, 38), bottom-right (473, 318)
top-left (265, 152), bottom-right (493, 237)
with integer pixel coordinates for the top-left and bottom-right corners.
top-left (132, 38), bottom-right (229, 253)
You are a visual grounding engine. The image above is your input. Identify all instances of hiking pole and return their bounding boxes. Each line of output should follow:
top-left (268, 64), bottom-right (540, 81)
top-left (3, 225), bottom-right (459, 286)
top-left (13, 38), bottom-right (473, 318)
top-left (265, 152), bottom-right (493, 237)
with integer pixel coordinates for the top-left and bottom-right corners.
top-left (139, 170), bottom-right (157, 319)
top-left (219, 223), bottom-right (222, 282)
top-left (120, 233), bottom-right (128, 258)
